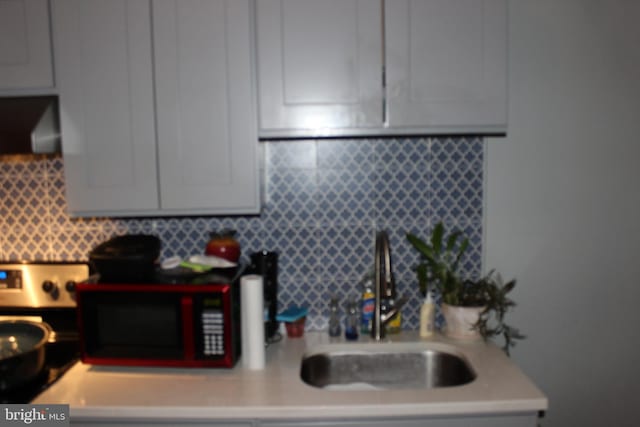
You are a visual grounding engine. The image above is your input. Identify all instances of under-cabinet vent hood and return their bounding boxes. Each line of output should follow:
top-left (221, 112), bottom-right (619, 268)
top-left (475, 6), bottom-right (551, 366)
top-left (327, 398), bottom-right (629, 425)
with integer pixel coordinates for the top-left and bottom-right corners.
top-left (0, 96), bottom-right (61, 155)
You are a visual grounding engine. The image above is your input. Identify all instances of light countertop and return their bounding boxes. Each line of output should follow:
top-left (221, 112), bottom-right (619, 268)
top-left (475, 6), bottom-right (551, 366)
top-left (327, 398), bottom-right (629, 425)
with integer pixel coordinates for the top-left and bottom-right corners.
top-left (34, 331), bottom-right (548, 422)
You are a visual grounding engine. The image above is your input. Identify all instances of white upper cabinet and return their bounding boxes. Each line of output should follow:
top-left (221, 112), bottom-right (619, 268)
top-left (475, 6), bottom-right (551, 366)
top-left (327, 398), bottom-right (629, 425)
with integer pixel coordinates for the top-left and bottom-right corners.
top-left (255, 0), bottom-right (507, 137)
top-left (256, 0), bottom-right (383, 138)
top-left (153, 0), bottom-right (260, 213)
top-left (385, 0), bottom-right (507, 134)
top-left (52, 0), bottom-right (159, 214)
top-left (52, 0), bottom-right (260, 217)
top-left (0, 0), bottom-right (53, 91)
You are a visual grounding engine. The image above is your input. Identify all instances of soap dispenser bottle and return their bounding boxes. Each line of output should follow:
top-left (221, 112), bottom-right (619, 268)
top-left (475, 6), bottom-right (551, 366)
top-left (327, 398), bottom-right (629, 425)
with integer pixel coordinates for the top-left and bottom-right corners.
top-left (420, 289), bottom-right (435, 338)
top-left (345, 297), bottom-right (359, 341)
top-left (328, 296), bottom-right (341, 337)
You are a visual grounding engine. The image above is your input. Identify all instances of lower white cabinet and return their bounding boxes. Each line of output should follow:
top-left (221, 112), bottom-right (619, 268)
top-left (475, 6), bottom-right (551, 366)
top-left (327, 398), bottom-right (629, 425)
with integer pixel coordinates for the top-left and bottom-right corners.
top-left (52, 0), bottom-right (260, 217)
top-left (262, 414), bottom-right (538, 427)
top-left (70, 414), bottom-right (538, 427)
top-left (72, 423), bottom-right (251, 427)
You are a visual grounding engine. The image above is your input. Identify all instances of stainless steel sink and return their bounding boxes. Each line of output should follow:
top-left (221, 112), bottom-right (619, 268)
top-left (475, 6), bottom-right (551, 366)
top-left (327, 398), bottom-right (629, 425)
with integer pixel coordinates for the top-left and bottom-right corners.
top-left (300, 343), bottom-right (476, 390)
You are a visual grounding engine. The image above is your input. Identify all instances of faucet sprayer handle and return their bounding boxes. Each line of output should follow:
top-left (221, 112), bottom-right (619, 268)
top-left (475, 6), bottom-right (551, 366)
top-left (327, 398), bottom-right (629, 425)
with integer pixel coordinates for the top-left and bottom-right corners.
top-left (380, 294), bottom-right (409, 324)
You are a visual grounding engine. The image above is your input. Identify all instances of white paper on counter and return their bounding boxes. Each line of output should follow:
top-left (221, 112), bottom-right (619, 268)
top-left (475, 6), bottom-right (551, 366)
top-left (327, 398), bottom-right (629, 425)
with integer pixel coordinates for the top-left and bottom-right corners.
top-left (240, 274), bottom-right (265, 370)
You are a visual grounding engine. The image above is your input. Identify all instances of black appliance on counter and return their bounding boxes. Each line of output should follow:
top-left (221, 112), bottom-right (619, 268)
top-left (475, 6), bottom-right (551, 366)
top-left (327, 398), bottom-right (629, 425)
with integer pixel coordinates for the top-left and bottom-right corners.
top-left (76, 266), bottom-right (244, 369)
top-left (76, 235), bottom-right (280, 369)
top-left (0, 262), bottom-right (89, 403)
top-left (89, 234), bottom-right (280, 343)
top-left (89, 234), bottom-right (161, 283)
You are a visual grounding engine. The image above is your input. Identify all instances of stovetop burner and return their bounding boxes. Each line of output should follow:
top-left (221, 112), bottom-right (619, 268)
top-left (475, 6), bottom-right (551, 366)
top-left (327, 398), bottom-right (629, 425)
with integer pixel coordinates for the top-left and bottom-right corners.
top-left (0, 340), bottom-right (79, 404)
top-left (0, 262), bottom-right (89, 403)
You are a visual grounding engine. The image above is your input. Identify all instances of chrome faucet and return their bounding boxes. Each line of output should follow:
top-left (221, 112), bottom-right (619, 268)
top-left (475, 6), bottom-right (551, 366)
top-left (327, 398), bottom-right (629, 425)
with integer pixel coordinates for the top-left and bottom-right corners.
top-left (371, 231), bottom-right (407, 340)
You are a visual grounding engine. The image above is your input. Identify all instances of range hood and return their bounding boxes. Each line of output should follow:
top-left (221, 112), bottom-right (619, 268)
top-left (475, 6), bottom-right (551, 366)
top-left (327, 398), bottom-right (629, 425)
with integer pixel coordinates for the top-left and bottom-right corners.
top-left (0, 96), bottom-right (61, 155)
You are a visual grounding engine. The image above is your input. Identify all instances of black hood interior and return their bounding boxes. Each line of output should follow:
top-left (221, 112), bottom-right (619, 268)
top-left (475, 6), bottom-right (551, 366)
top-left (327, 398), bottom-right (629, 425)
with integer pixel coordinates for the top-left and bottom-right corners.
top-left (0, 96), bottom-right (61, 155)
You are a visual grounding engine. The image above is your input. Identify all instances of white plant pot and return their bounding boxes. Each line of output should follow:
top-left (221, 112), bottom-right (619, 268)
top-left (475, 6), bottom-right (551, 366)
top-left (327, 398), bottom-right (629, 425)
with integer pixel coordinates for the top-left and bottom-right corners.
top-left (441, 303), bottom-right (485, 340)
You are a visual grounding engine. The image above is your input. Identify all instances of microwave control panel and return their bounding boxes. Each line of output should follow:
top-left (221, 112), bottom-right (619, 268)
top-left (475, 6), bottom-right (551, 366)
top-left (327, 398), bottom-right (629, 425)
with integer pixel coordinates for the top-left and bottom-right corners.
top-left (202, 309), bottom-right (225, 356)
top-left (198, 293), bottom-right (227, 357)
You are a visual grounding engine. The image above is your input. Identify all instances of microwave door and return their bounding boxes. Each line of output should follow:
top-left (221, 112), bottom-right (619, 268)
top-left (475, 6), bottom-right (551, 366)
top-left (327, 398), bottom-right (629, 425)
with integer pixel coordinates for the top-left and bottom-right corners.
top-left (81, 293), bottom-right (184, 360)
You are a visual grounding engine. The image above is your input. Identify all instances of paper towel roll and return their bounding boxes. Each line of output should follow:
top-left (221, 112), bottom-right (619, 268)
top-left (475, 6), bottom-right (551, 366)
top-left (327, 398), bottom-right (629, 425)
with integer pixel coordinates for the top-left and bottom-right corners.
top-left (240, 274), bottom-right (265, 370)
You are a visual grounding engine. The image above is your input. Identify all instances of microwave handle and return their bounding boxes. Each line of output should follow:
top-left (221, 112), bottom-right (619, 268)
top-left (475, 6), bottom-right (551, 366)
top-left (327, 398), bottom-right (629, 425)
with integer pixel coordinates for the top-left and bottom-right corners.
top-left (181, 295), bottom-right (195, 360)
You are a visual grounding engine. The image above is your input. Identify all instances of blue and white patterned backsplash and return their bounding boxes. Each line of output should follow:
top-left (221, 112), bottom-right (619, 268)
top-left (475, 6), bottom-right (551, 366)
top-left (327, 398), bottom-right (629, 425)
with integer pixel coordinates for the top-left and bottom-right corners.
top-left (0, 138), bottom-right (483, 330)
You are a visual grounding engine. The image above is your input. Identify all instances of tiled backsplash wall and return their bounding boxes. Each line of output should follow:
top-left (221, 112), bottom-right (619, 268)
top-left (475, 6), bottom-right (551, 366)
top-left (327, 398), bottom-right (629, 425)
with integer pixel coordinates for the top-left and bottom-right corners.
top-left (0, 138), bottom-right (483, 330)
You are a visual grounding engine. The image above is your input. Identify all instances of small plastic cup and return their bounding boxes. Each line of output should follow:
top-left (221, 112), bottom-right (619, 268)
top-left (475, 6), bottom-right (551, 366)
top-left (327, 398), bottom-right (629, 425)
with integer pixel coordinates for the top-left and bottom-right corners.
top-left (285, 316), bottom-right (306, 338)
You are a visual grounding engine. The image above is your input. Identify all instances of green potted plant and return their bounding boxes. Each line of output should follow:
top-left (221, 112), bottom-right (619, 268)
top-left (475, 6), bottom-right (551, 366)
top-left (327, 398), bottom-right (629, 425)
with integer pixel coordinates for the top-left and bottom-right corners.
top-left (406, 222), bottom-right (524, 354)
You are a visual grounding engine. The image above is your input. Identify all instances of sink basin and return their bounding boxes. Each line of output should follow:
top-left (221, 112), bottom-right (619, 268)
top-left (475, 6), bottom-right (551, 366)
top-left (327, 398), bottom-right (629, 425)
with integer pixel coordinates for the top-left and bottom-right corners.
top-left (300, 343), bottom-right (476, 390)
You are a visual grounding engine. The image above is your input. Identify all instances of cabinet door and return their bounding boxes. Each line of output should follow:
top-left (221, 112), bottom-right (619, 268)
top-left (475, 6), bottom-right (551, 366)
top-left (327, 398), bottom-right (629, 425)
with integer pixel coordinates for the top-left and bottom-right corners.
top-left (256, 0), bottom-right (383, 138)
top-left (153, 0), bottom-right (260, 214)
top-left (0, 0), bottom-right (53, 90)
top-left (385, 0), bottom-right (507, 134)
top-left (52, 0), bottom-right (159, 215)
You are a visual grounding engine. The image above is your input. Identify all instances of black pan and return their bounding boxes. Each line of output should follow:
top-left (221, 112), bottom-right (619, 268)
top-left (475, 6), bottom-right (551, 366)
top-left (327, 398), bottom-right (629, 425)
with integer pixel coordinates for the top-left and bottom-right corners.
top-left (0, 320), bottom-right (50, 391)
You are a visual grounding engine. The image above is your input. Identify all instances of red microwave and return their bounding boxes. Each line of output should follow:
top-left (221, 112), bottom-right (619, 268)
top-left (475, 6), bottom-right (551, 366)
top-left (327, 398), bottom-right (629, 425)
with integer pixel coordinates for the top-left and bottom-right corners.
top-left (76, 273), bottom-right (241, 368)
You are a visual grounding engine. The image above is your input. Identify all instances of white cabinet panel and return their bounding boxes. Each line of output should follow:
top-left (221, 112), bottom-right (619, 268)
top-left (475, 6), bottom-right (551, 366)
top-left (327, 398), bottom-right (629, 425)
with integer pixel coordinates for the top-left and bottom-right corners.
top-left (385, 0), bottom-right (507, 133)
top-left (53, 0), bottom-right (259, 216)
top-left (256, 0), bottom-right (383, 137)
top-left (256, 0), bottom-right (507, 137)
top-left (52, 0), bottom-right (159, 214)
top-left (154, 0), bottom-right (260, 213)
top-left (0, 0), bottom-right (53, 90)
